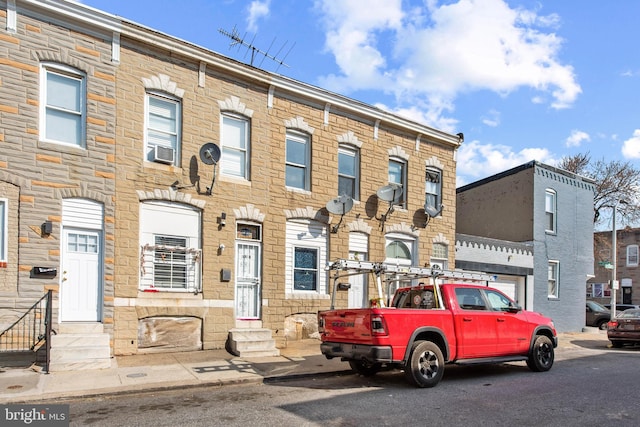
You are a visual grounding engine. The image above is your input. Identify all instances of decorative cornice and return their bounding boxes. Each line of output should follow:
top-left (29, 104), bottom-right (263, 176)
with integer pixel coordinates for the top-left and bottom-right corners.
top-left (337, 131), bottom-right (363, 148)
top-left (347, 218), bottom-right (372, 234)
top-left (284, 117), bottom-right (315, 134)
top-left (425, 156), bottom-right (444, 170)
top-left (388, 146), bottom-right (409, 161)
top-left (385, 222), bottom-right (419, 238)
top-left (284, 206), bottom-right (329, 223)
top-left (455, 233), bottom-right (533, 256)
top-left (136, 189), bottom-right (206, 209)
top-left (233, 204), bottom-right (265, 222)
top-left (142, 73), bottom-right (185, 98)
top-left (218, 96), bottom-right (254, 118)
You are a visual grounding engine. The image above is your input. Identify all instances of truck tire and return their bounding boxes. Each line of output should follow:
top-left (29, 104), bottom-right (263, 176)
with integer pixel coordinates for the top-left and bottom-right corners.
top-left (526, 335), bottom-right (554, 372)
top-left (610, 340), bottom-right (623, 348)
top-left (348, 360), bottom-right (382, 376)
top-left (404, 340), bottom-right (444, 388)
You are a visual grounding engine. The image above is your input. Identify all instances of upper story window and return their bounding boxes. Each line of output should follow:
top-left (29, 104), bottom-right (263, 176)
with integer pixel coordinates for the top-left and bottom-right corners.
top-left (389, 158), bottom-right (407, 208)
top-left (338, 144), bottom-right (359, 200)
top-left (286, 131), bottom-right (311, 190)
top-left (221, 113), bottom-right (250, 179)
top-left (425, 167), bottom-right (442, 215)
top-left (145, 92), bottom-right (181, 166)
top-left (548, 260), bottom-right (559, 298)
top-left (0, 199), bottom-right (6, 263)
top-left (40, 64), bottom-right (86, 148)
top-left (627, 245), bottom-right (639, 267)
top-left (545, 189), bottom-right (557, 234)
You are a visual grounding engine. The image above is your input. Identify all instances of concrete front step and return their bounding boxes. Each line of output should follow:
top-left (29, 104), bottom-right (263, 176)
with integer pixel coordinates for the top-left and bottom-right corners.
top-left (228, 328), bottom-right (280, 357)
top-left (49, 324), bottom-right (111, 371)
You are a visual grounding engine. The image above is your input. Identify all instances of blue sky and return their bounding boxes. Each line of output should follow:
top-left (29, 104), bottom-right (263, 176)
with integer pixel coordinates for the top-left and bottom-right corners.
top-left (77, 0), bottom-right (640, 187)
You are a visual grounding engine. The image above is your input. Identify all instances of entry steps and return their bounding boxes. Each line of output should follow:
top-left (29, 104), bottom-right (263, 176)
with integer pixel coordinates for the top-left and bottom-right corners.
top-left (227, 328), bottom-right (280, 357)
top-left (48, 323), bottom-right (111, 371)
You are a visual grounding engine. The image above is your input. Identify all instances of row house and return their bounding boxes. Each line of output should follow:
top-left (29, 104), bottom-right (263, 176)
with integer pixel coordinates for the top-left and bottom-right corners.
top-left (1, 0), bottom-right (463, 367)
top-left (589, 228), bottom-right (640, 307)
top-left (0, 0), bottom-right (119, 368)
top-left (456, 161), bottom-right (596, 332)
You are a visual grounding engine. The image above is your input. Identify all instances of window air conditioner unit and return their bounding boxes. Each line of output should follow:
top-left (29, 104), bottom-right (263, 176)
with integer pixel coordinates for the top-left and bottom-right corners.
top-left (153, 145), bottom-right (175, 164)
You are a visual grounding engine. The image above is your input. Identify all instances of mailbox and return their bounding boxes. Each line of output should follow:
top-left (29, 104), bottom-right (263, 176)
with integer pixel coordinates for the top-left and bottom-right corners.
top-left (31, 266), bottom-right (57, 279)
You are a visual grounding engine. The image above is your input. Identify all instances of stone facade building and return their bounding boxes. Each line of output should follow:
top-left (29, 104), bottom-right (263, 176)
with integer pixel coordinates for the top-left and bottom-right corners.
top-left (0, 0), bottom-right (119, 368)
top-left (1, 0), bottom-right (463, 364)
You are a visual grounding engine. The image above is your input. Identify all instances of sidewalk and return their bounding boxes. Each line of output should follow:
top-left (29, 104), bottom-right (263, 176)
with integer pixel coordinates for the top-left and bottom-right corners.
top-left (0, 330), bottom-right (609, 403)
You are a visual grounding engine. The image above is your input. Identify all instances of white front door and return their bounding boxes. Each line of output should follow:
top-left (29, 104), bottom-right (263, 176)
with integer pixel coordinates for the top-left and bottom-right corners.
top-left (60, 229), bottom-right (102, 321)
top-left (235, 242), bottom-right (260, 319)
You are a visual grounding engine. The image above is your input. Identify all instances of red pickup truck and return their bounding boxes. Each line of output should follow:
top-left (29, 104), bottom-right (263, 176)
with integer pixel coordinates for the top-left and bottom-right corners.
top-left (319, 282), bottom-right (557, 387)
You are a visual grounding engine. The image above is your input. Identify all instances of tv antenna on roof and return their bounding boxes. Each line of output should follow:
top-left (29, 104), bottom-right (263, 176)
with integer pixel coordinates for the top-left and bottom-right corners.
top-left (218, 26), bottom-right (295, 72)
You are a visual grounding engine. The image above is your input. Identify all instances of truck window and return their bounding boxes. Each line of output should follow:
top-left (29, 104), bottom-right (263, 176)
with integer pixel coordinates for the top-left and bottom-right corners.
top-left (393, 288), bottom-right (436, 309)
top-left (455, 288), bottom-right (487, 310)
top-left (485, 289), bottom-right (511, 311)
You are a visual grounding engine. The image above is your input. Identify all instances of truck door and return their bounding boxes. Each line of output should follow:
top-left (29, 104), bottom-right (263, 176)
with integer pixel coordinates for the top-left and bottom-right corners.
top-left (484, 289), bottom-right (530, 355)
top-left (454, 288), bottom-right (498, 358)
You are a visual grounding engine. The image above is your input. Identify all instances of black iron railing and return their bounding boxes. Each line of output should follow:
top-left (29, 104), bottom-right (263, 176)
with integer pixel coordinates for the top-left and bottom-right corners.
top-left (0, 290), bottom-right (53, 373)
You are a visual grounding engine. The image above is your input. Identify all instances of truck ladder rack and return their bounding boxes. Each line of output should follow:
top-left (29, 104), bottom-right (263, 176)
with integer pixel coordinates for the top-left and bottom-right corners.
top-left (327, 259), bottom-right (495, 309)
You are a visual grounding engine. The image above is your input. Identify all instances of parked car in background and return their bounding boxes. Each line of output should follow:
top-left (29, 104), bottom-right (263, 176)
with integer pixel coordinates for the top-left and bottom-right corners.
top-left (604, 304), bottom-right (640, 312)
top-left (607, 309), bottom-right (640, 348)
top-left (586, 301), bottom-right (610, 330)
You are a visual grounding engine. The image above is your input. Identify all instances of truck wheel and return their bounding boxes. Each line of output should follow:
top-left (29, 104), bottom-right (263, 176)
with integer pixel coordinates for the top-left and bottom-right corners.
top-left (526, 335), bottom-right (554, 372)
top-left (610, 340), bottom-right (623, 348)
top-left (348, 360), bottom-right (382, 376)
top-left (404, 340), bottom-right (444, 388)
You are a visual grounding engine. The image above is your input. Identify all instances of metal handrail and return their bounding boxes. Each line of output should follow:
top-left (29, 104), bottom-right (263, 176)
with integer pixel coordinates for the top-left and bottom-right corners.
top-left (0, 290), bottom-right (54, 373)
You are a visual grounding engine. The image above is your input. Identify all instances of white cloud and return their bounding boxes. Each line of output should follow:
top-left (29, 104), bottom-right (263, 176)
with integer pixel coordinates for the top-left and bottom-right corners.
top-left (565, 130), bottom-right (590, 148)
top-left (315, 0), bottom-right (403, 92)
top-left (622, 129), bottom-right (640, 159)
top-left (482, 109), bottom-right (501, 127)
top-left (246, 0), bottom-right (271, 32)
top-left (456, 139), bottom-right (556, 187)
top-left (315, 0), bottom-right (581, 126)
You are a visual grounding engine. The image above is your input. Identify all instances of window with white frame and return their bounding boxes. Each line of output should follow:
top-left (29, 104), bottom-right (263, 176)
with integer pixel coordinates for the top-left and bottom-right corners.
top-left (221, 113), bottom-right (250, 179)
top-left (139, 202), bottom-right (201, 292)
top-left (293, 247), bottom-right (318, 291)
top-left (627, 245), bottom-right (639, 267)
top-left (145, 92), bottom-right (181, 165)
top-left (286, 131), bottom-right (311, 190)
top-left (285, 220), bottom-right (327, 295)
top-left (338, 144), bottom-right (359, 200)
top-left (431, 243), bottom-right (448, 270)
top-left (389, 158), bottom-right (407, 207)
top-left (425, 167), bottom-right (442, 214)
top-left (545, 189), bottom-right (557, 233)
top-left (385, 234), bottom-right (415, 292)
top-left (0, 199), bottom-right (6, 262)
top-left (548, 260), bottom-right (559, 298)
top-left (40, 63), bottom-right (86, 147)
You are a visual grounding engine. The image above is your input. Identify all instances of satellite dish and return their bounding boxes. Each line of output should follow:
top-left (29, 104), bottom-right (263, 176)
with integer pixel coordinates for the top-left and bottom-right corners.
top-left (326, 194), bottom-right (354, 233)
top-left (199, 143), bottom-right (221, 165)
top-left (325, 194), bottom-right (354, 215)
top-left (199, 143), bottom-right (221, 195)
top-left (377, 184), bottom-right (403, 204)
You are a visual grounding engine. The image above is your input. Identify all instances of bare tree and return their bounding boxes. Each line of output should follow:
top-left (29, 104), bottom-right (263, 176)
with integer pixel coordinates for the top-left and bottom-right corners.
top-left (558, 153), bottom-right (640, 226)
